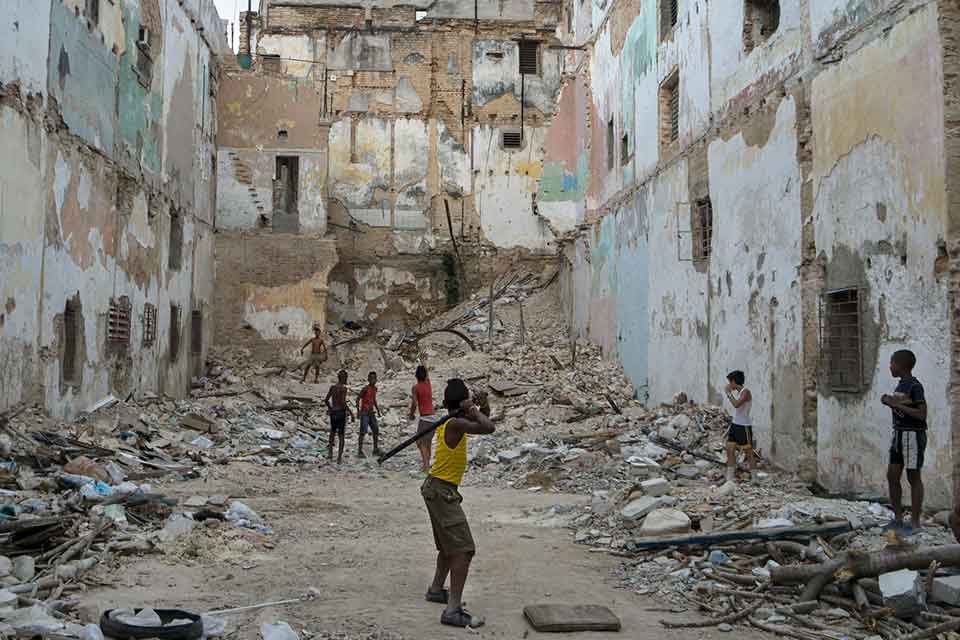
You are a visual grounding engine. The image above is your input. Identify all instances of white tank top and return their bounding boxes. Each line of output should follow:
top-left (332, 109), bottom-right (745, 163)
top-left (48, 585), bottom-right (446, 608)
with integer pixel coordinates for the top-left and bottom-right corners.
top-left (732, 389), bottom-right (752, 426)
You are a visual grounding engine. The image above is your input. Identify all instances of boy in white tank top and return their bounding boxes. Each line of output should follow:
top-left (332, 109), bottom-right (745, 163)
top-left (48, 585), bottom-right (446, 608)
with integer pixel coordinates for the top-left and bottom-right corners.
top-left (724, 370), bottom-right (755, 483)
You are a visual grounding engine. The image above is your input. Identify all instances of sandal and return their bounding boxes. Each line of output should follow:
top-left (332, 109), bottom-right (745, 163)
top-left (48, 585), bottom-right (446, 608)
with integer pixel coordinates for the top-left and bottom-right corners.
top-left (441, 607), bottom-right (485, 628)
top-left (424, 588), bottom-right (449, 604)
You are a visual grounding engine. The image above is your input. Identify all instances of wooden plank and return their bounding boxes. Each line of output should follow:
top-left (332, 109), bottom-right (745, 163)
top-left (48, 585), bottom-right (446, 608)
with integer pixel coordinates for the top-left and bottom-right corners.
top-left (523, 605), bottom-right (621, 632)
top-left (628, 522), bottom-right (853, 551)
top-left (180, 413), bottom-right (217, 433)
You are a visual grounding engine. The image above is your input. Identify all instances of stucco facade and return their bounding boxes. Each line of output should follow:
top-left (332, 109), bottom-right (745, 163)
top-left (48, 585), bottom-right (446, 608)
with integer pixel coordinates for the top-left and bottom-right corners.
top-left (555, 0), bottom-right (960, 506)
top-left (0, 0), bottom-right (226, 418)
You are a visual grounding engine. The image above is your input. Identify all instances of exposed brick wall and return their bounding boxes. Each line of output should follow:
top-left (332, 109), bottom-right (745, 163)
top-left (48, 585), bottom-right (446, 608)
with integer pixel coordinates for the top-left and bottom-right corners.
top-left (267, 5), bottom-right (365, 31)
top-left (214, 233), bottom-right (339, 358)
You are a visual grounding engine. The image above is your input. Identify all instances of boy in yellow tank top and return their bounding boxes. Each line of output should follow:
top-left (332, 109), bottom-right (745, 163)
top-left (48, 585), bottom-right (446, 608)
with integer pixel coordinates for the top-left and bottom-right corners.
top-left (421, 379), bottom-right (495, 629)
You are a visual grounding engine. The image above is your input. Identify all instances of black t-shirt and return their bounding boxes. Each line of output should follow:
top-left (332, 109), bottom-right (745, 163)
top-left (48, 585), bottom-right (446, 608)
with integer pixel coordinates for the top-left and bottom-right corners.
top-left (892, 377), bottom-right (926, 431)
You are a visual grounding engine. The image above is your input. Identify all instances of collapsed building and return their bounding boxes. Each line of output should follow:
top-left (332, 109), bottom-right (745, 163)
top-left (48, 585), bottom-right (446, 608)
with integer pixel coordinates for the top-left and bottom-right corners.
top-left (0, 0), bottom-right (226, 419)
top-left (1, 0), bottom-right (958, 507)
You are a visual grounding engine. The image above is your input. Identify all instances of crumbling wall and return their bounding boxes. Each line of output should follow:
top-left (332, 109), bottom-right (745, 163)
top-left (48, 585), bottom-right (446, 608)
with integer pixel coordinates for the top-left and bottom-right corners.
top-left (557, 0), bottom-right (955, 501)
top-left (213, 234), bottom-right (338, 359)
top-left (0, 0), bottom-right (52, 98)
top-left (0, 0), bottom-right (225, 418)
top-left (811, 4), bottom-right (950, 503)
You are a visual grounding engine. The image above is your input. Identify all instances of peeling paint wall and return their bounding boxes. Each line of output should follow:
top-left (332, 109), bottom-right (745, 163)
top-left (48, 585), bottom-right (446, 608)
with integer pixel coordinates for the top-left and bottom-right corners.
top-left (812, 4), bottom-right (950, 503)
top-left (0, 1), bottom-right (52, 99)
top-left (0, 0), bottom-right (225, 418)
top-left (557, 0), bottom-right (957, 501)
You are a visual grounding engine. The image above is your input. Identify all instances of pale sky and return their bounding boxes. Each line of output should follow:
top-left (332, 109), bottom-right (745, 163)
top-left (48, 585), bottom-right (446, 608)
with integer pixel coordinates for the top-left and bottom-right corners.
top-left (213, 0), bottom-right (261, 51)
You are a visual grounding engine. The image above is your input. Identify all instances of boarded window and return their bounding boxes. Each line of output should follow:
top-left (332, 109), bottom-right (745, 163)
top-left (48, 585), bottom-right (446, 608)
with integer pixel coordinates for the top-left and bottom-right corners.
top-left (821, 288), bottom-right (863, 392)
top-left (142, 303), bottom-right (157, 346)
top-left (63, 300), bottom-right (80, 384)
top-left (191, 309), bottom-right (203, 355)
top-left (744, 0), bottom-right (780, 54)
top-left (518, 41), bottom-right (539, 75)
top-left (86, 0), bottom-right (100, 26)
top-left (502, 130), bottom-right (523, 149)
top-left (169, 304), bottom-right (181, 362)
top-left (107, 297), bottom-right (132, 346)
top-left (692, 198), bottom-right (713, 262)
top-left (168, 210), bottom-right (183, 270)
top-left (660, 0), bottom-right (677, 40)
top-left (659, 70), bottom-right (680, 149)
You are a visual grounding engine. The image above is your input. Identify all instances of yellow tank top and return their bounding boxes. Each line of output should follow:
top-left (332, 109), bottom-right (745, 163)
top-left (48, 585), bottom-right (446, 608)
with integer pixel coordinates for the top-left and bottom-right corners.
top-left (430, 418), bottom-right (468, 486)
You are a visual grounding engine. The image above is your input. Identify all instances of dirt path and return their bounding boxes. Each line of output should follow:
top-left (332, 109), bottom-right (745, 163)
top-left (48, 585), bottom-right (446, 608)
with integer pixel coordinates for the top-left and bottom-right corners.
top-left (82, 462), bottom-right (767, 640)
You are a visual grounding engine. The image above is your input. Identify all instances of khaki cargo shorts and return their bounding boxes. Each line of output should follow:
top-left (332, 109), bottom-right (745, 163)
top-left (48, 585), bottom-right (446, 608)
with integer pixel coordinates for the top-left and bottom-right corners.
top-left (421, 476), bottom-right (475, 556)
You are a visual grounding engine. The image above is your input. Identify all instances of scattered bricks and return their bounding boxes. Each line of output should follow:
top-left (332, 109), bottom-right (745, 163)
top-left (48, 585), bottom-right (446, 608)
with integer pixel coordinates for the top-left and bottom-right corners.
top-left (932, 575), bottom-right (960, 606)
top-left (879, 569), bottom-right (924, 615)
top-left (640, 477), bottom-right (671, 497)
top-left (639, 509), bottom-right (691, 537)
top-left (622, 496), bottom-right (662, 523)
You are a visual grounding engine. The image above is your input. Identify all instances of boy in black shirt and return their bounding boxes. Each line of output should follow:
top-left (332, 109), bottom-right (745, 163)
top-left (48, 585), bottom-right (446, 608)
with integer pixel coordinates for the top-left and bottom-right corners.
top-left (881, 349), bottom-right (927, 534)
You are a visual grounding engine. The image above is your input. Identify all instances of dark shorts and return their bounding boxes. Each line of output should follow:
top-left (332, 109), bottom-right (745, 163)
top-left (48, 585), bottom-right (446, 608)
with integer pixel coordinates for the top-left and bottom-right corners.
top-left (360, 412), bottom-right (379, 435)
top-left (421, 476), bottom-right (475, 556)
top-left (727, 422), bottom-right (754, 448)
top-left (890, 430), bottom-right (926, 470)
top-left (329, 409), bottom-right (346, 435)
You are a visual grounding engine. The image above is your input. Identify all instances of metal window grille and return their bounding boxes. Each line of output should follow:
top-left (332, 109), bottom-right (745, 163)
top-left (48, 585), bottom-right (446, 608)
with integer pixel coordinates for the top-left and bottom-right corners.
top-left (661, 0), bottom-right (677, 38)
top-left (63, 301), bottom-right (80, 383)
top-left (669, 87), bottom-right (679, 142)
top-left (820, 288), bottom-right (863, 392)
top-left (607, 119), bottom-right (615, 169)
top-left (518, 41), bottom-right (538, 75)
top-left (693, 198), bottom-right (713, 261)
top-left (502, 130), bottom-right (522, 149)
top-left (107, 297), bottom-right (131, 345)
top-left (191, 310), bottom-right (203, 355)
top-left (168, 211), bottom-right (182, 270)
top-left (142, 303), bottom-right (157, 346)
top-left (169, 305), bottom-right (181, 362)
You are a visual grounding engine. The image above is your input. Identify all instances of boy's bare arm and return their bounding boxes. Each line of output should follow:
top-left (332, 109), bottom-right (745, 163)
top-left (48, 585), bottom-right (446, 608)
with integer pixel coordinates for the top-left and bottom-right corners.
top-left (409, 386), bottom-right (418, 419)
top-left (449, 408), bottom-right (496, 437)
top-left (324, 387), bottom-right (334, 410)
top-left (726, 389), bottom-right (751, 408)
top-left (300, 338), bottom-right (312, 353)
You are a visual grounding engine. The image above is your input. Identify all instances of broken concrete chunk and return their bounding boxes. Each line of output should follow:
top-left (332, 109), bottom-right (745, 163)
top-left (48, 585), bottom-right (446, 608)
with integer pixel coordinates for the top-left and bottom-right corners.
top-left (621, 496), bottom-right (661, 522)
top-left (667, 414), bottom-right (692, 431)
top-left (674, 465), bottom-right (700, 480)
top-left (879, 569), bottom-right (924, 615)
top-left (497, 449), bottom-right (524, 463)
top-left (184, 496), bottom-right (208, 508)
top-left (640, 478), bottom-right (671, 497)
top-left (932, 575), bottom-right (960, 606)
top-left (158, 514), bottom-right (195, 542)
top-left (12, 556), bottom-right (34, 582)
top-left (639, 509), bottom-right (691, 537)
top-left (0, 557), bottom-right (11, 578)
top-left (0, 589), bottom-right (16, 614)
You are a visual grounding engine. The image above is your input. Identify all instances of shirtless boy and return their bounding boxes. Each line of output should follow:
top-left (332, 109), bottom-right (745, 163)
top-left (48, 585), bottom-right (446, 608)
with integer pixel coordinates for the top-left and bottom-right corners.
top-left (300, 325), bottom-right (328, 384)
top-left (324, 370), bottom-right (353, 464)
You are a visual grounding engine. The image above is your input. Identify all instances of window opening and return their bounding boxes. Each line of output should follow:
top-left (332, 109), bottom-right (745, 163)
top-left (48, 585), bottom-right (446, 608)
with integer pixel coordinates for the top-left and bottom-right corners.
top-left (63, 300), bottom-right (80, 384)
top-left (607, 119), bottom-right (615, 170)
top-left (86, 0), bottom-right (100, 27)
top-left (191, 309), bottom-right (203, 355)
top-left (261, 53), bottom-right (282, 73)
top-left (621, 133), bottom-right (630, 165)
top-left (274, 156), bottom-right (300, 215)
top-left (660, 0), bottom-right (677, 40)
top-left (744, 0), bottom-right (780, 54)
top-left (692, 198), bottom-right (713, 262)
top-left (518, 41), bottom-right (539, 75)
top-left (820, 288), bottom-right (863, 392)
top-left (659, 70), bottom-right (680, 150)
top-left (168, 210), bottom-right (183, 270)
top-left (502, 130), bottom-right (523, 149)
top-left (142, 303), bottom-right (157, 347)
top-left (169, 304), bottom-right (181, 362)
top-left (107, 296), bottom-right (132, 346)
